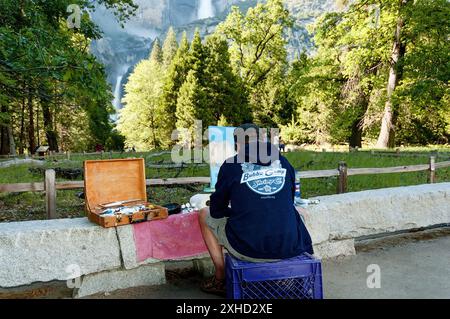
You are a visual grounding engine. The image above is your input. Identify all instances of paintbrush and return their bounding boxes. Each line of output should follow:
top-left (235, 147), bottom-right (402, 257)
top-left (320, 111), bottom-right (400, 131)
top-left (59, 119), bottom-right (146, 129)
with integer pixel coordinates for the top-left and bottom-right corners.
top-left (98, 199), bottom-right (143, 209)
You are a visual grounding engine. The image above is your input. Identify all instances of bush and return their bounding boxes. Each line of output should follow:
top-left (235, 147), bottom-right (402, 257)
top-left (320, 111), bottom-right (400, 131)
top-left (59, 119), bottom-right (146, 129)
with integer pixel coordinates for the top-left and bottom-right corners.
top-left (105, 130), bottom-right (125, 152)
top-left (280, 117), bottom-right (304, 144)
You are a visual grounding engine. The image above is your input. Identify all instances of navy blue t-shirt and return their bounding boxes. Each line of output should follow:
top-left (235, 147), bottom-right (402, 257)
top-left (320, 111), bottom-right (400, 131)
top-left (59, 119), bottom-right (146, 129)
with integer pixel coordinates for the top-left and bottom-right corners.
top-left (209, 142), bottom-right (313, 260)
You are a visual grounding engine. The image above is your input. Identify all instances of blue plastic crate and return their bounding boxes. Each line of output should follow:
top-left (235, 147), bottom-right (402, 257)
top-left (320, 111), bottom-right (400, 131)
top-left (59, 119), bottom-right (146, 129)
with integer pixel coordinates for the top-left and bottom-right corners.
top-left (225, 253), bottom-right (323, 299)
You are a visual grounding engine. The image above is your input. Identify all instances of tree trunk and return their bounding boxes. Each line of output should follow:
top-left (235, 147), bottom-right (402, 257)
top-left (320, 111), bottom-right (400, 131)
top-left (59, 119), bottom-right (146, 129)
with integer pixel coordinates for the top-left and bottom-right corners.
top-left (28, 90), bottom-right (36, 154)
top-left (8, 125), bottom-right (16, 156)
top-left (42, 101), bottom-right (59, 152)
top-left (376, 0), bottom-right (408, 148)
top-left (36, 102), bottom-right (40, 147)
top-left (19, 95), bottom-right (26, 154)
top-left (349, 119), bottom-right (363, 148)
top-left (39, 82), bottom-right (59, 152)
top-left (0, 105), bottom-right (10, 155)
top-left (150, 114), bottom-right (159, 149)
top-left (0, 104), bottom-right (15, 156)
top-left (0, 129), bottom-right (8, 155)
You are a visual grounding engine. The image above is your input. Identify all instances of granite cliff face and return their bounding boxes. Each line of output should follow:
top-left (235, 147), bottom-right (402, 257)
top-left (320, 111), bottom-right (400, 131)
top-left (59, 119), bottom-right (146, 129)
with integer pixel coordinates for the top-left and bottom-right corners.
top-left (90, 0), bottom-right (336, 110)
top-left (91, 0), bottom-right (242, 110)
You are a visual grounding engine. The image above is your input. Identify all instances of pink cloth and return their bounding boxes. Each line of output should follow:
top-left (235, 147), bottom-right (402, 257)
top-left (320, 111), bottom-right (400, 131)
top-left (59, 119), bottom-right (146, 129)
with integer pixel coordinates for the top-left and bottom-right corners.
top-left (132, 211), bottom-right (208, 261)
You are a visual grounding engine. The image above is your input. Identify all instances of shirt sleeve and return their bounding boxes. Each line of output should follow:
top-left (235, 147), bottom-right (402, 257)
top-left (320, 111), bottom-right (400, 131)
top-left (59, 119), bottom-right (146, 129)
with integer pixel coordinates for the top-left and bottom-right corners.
top-left (284, 157), bottom-right (296, 202)
top-left (209, 163), bottom-right (233, 219)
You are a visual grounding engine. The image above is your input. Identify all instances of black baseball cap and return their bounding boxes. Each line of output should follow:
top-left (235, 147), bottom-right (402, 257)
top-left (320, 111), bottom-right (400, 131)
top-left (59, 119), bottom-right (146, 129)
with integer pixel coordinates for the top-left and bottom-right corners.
top-left (233, 123), bottom-right (261, 149)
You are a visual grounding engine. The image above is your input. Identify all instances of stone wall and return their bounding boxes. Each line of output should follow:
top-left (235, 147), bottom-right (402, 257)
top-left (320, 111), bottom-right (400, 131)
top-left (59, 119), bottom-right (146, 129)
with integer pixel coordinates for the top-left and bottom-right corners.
top-left (0, 183), bottom-right (448, 297)
top-left (304, 183), bottom-right (450, 259)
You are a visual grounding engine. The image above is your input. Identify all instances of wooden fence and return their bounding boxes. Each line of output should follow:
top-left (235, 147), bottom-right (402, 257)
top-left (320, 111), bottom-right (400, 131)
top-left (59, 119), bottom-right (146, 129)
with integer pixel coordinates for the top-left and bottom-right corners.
top-left (0, 151), bottom-right (134, 161)
top-left (2, 148), bottom-right (450, 160)
top-left (0, 157), bottom-right (449, 219)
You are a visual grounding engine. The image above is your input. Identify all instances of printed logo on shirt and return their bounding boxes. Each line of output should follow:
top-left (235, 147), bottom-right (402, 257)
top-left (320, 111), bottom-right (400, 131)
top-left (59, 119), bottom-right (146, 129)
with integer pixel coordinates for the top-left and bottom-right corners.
top-left (240, 160), bottom-right (286, 195)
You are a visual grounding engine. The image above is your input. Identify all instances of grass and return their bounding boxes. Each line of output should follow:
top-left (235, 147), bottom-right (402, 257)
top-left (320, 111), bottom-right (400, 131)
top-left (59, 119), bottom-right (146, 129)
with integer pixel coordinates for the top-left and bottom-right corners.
top-left (284, 150), bottom-right (450, 197)
top-left (0, 148), bottom-right (449, 222)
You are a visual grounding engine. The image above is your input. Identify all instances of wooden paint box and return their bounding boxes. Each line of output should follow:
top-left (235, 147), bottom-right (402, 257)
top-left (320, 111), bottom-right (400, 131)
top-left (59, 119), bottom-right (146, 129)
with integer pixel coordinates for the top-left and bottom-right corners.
top-left (84, 158), bottom-right (168, 228)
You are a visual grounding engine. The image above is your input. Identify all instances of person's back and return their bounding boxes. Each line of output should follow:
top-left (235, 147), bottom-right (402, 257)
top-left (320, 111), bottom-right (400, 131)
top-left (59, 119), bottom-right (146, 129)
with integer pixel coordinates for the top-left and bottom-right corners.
top-left (198, 124), bottom-right (313, 296)
top-left (210, 141), bottom-right (313, 260)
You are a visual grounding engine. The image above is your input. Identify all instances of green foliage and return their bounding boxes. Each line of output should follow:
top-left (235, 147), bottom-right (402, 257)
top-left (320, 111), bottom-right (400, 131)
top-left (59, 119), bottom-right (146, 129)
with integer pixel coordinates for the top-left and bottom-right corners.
top-left (0, 0), bottom-right (136, 154)
top-left (189, 30), bottom-right (207, 76)
top-left (147, 29), bottom-right (251, 150)
top-left (149, 38), bottom-right (163, 64)
top-left (203, 35), bottom-right (250, 126)
top-left (120, 28), bottom-right (250, 151)
top-left (280, 116), bottom-right (304, 144)
top-left (217, 0), bottom-right (294, 127)
top-left (287, 53), bottom-right (340, 144)
top-left (393, 0), bottom-right (450, 145)
top-left (175, 70), bottom-right (207, 144)
top-left (105, 129), bottom-right (126, 151)
top-left (217, 0), bottom-right (292, 87)
top-left (118, 0), bottom-right (448, 149)
top-left (287, 0), bottom-right (450, 147)
top-left (159, 32), bottom-right (191, 147)
top-left (118, 43), bottom-right (164, 150)
top-left (6, 0), bottom-right (446, 153)
top-left (162, 27), bottom-right (178, 67)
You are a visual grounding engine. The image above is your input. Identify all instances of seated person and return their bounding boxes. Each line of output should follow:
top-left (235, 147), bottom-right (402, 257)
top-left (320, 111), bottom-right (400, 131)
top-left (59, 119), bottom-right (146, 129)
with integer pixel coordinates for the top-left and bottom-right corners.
top-left (198, 124), bottom-right (313, 296)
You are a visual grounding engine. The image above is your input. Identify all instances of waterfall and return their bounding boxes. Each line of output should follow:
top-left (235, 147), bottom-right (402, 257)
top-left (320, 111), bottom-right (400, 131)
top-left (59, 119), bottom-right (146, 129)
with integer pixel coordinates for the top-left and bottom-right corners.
top-left (197, 0), bottom-right (215, 20)
top-left (112, 75), bottom-right (124, 110)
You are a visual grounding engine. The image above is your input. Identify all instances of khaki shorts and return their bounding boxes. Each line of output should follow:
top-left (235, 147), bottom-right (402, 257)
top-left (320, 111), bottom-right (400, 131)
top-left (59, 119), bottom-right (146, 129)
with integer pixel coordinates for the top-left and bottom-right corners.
top-left (205, 211), bottom-right (279, 263)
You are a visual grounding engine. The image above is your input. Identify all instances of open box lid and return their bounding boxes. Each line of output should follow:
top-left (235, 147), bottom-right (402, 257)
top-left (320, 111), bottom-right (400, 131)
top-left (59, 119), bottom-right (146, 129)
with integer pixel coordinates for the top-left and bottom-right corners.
top-left (84, 158), bottom-right (147, 211)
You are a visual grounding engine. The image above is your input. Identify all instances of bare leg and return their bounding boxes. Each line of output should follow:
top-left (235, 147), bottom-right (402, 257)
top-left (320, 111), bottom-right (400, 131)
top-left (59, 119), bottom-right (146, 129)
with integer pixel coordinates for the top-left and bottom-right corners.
top-left (198, 207), bottom-right (225, 280)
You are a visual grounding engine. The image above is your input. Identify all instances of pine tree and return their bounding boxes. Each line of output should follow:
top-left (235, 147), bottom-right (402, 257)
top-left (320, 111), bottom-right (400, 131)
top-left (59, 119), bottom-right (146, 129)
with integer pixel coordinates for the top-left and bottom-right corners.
top-left (118, 40), bottom-right (164, 150)
top-left (150, 38), bottom-right (163, 65)
top-left (162, 27), bottom-right (178, 67)
top-left (203, 35), bottom-right (250, 126)
top-left (175, 70), bottom-right (206, 144)
top-left (158, 32), bottom-right (191, 147)
top-left (189, 29), bottom-right (206, 77)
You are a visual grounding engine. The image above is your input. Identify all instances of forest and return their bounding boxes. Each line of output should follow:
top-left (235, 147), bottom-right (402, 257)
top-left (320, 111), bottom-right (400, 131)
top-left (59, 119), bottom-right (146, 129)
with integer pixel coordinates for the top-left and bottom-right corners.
top-left (1, 0), bottom-right (449, 155)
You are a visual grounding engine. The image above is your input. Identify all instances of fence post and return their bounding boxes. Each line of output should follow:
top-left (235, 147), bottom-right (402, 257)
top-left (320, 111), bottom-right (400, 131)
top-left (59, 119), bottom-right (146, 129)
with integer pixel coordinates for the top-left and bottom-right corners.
top-left (428, 156), bottom-right (436, 184)
top-left (337, 161), bottom-right (348, 194)
top-left (45, 169), bottom-right (57, 219)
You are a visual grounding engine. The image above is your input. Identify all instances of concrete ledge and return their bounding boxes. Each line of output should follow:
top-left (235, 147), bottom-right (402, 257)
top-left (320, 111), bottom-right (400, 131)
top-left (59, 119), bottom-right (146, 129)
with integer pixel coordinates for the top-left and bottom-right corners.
top-left (1, 183), bottom-right (448, 294)
top-left (75, 263), bottom-right (165, 298)
top-left (302, 183), bottom-right (450, 246)
top-left (116, 225), bottom-right (161, 269)
top-left (0, 218), bottom-right (121, 288)
top-left (116, 224), bottom-right (210, 269)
